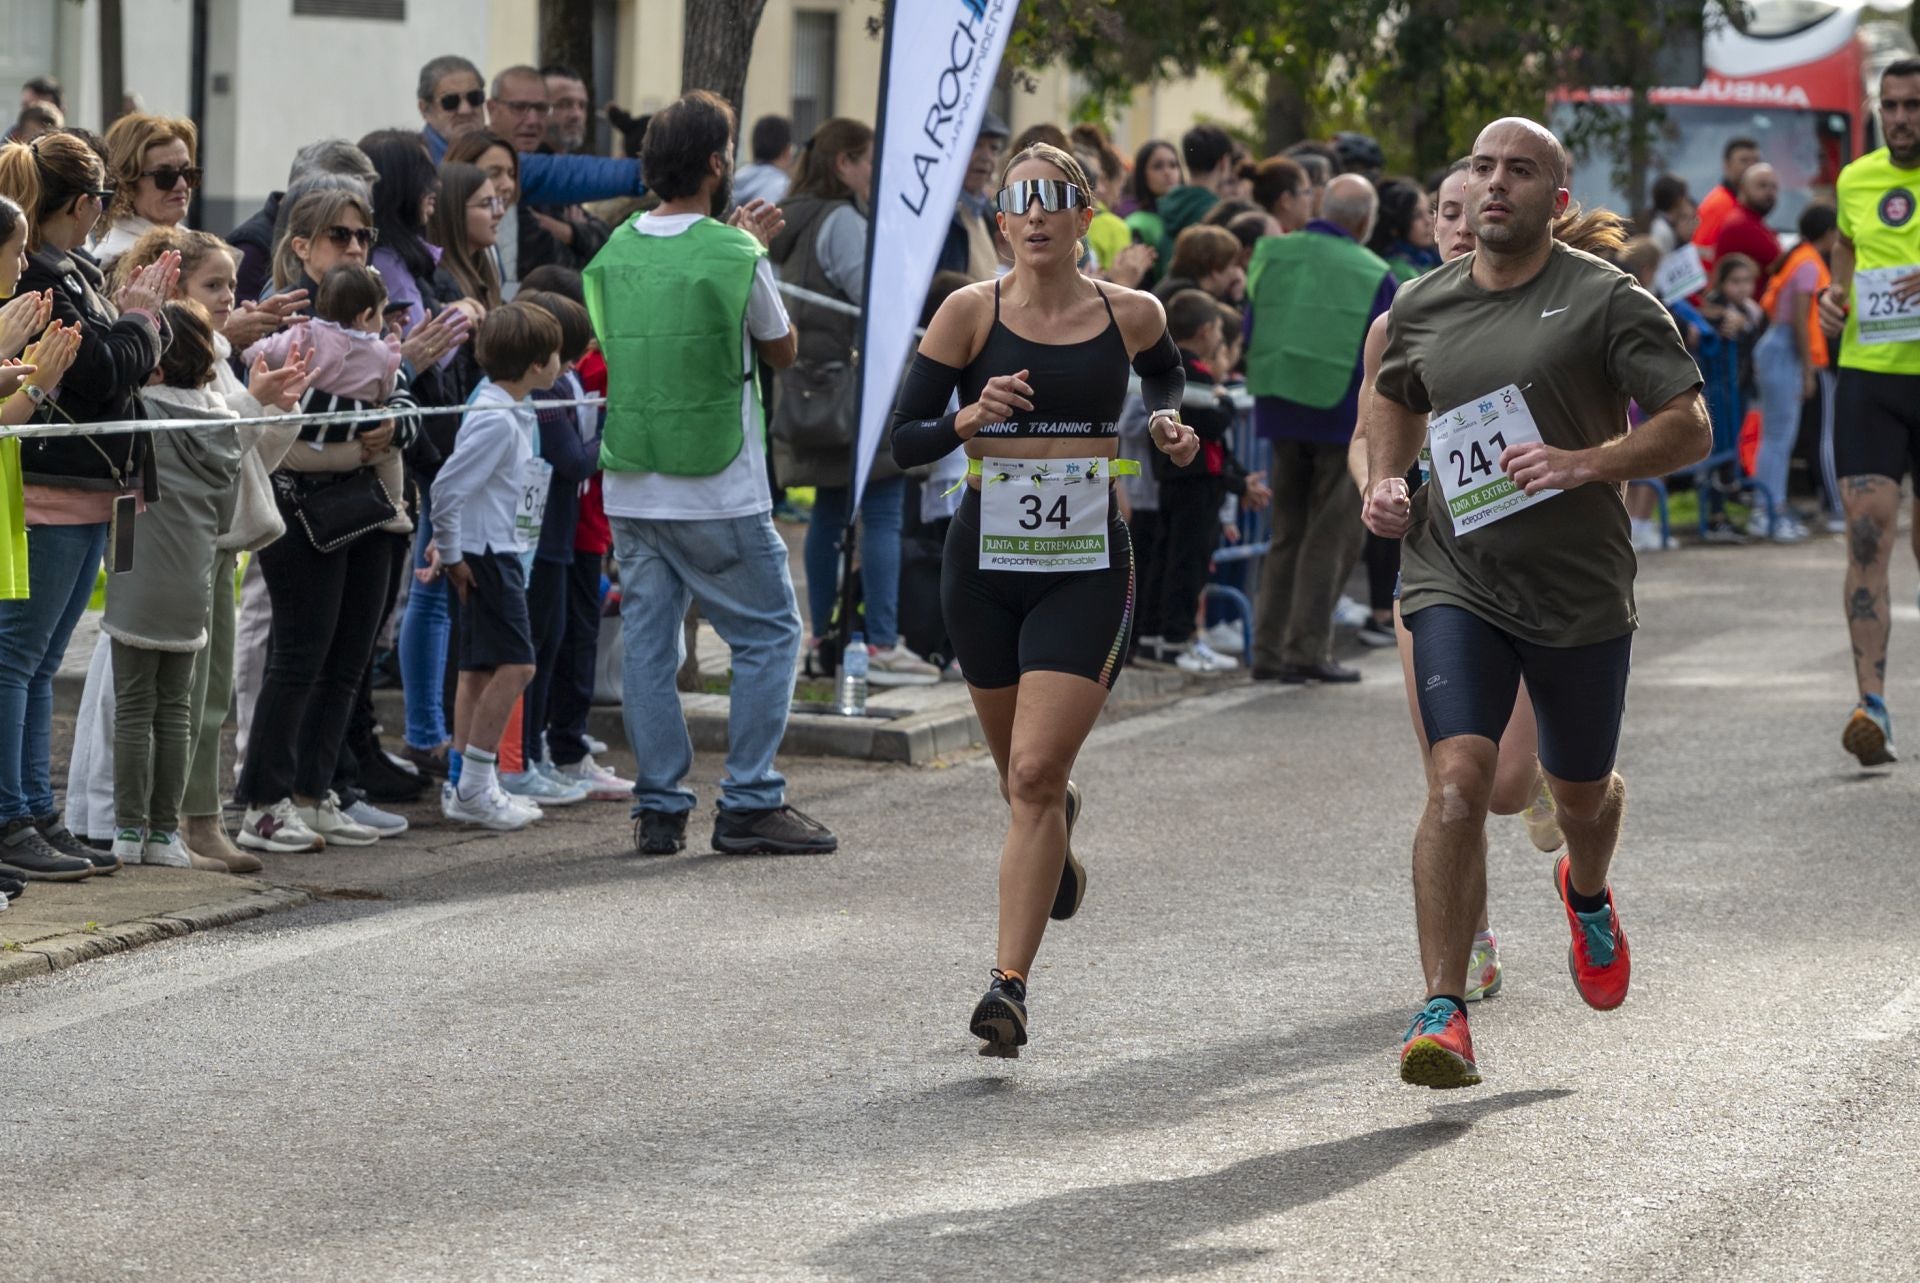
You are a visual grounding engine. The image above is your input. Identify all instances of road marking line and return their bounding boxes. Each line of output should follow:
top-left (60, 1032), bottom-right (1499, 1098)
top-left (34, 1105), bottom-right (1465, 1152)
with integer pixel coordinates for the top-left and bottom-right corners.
top-left (0, 901), bottom-right (478, 1045)
top-left (1853, 977), bottom-right (1920, 1042)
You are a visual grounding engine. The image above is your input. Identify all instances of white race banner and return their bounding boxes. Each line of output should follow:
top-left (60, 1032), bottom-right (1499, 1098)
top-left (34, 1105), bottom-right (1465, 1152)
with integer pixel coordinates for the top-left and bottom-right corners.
top-left (851, 0), bottom-right (1020, 505)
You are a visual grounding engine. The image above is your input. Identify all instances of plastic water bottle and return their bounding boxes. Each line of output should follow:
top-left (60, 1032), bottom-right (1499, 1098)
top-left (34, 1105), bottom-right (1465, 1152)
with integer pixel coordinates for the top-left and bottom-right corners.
top-left (837, 631), bottom-right (869, 716)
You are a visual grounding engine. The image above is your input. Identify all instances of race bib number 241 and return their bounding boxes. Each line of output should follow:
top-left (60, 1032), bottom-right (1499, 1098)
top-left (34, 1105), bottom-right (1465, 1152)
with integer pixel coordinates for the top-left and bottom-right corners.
top-left (1427, 383), bottom-right (1558, 536)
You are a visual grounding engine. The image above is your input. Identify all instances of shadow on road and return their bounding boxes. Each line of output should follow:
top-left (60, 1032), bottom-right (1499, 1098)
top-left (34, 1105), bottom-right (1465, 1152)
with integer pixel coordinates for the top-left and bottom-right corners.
top-left (813, 1088), bottom-right (1572, 1282)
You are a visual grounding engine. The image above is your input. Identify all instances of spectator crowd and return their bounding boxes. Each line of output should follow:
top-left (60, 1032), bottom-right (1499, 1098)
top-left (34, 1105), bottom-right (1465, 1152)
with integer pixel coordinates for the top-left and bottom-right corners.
top-left (0, 61), bottom-right (1856, 884)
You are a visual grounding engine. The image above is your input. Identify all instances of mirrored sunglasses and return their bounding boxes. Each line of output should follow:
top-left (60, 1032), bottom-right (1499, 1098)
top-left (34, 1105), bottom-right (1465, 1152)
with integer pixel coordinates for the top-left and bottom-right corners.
top-left (994, 179), bottom-right (1088, 216)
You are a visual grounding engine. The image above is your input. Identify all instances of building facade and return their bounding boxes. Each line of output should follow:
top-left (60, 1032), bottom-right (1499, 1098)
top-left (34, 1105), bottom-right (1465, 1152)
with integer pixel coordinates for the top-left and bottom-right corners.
top-left (9, 0), bottom-right (1250, 238)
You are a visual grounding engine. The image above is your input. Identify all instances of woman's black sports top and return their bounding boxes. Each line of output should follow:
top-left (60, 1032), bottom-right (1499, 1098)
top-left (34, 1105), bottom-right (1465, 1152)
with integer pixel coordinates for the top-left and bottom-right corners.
top-left (955, 280), bottom-right (1131, 441)
top-left (890, 278), bottom-right (1184, 470)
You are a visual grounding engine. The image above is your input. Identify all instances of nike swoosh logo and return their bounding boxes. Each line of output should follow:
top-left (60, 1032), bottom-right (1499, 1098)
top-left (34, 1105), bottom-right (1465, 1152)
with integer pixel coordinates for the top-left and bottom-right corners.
top-left (1541, 306), bottom-right (1570, 317)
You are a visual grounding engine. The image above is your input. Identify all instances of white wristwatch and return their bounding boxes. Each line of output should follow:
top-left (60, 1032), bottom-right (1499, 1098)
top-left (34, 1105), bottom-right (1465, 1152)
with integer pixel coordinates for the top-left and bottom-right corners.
top-left (22, 384), bottom-right (47, 406)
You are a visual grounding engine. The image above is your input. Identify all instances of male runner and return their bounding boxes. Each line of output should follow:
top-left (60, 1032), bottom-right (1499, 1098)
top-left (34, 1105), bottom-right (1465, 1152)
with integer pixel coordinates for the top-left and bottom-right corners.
top-left (1363, 117), bottom-right (1709, 1089)
top-left (1817, 59), bottom-right (1920, 767)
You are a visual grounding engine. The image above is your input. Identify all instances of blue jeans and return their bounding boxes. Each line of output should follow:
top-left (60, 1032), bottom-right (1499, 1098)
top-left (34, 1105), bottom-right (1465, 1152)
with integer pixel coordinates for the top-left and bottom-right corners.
top-left (611, 511), bottom-right (801, 815)
top-left (0, 522), bottom-right (106, 823)
top-left (1752, 325), bottom-right (1803, 522)
top-left (802, 477), bottom-right (904, 646)
top-left (400, 492), bottom-right (450, 750)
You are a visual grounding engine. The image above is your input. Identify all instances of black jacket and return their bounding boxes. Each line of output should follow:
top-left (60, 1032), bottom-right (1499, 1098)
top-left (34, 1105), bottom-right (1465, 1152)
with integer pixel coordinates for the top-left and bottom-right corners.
top-left (229, 193), bottom-right (282, 304)
top-left (1151, 351), bottom-right (1246, 495)
top-left (18, 244), bottom-right (162, 493)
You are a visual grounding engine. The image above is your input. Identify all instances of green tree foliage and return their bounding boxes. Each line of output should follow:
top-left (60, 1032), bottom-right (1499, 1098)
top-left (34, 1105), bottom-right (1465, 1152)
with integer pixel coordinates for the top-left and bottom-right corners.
top-left (1010, 0), bottom-right (1731, 200)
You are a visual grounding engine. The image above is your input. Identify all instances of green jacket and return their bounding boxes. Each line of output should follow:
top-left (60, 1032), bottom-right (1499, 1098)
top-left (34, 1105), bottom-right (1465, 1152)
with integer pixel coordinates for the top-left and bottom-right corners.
top-left (1157, 185), bottom-right (1219, 248)
top-left (1245, 230), bottom-right (1391, 410)
top-left (584, 216), bottom-right (764, 477)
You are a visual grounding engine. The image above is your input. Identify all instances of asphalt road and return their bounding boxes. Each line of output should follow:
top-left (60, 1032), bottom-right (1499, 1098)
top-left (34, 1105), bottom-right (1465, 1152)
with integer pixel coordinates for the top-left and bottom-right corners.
top-left (2, 531), bottom-right (1917, 1283)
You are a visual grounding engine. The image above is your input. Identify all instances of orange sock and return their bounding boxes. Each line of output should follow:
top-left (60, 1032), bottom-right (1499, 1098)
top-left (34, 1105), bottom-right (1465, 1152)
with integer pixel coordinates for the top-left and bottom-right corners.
top-left (498, 697), bottom-right (526, 775)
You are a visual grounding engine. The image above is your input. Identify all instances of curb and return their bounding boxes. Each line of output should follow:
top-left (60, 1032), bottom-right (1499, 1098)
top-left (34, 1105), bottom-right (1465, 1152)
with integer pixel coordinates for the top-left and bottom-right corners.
top-left (0, 885), bottom-right (312, 986)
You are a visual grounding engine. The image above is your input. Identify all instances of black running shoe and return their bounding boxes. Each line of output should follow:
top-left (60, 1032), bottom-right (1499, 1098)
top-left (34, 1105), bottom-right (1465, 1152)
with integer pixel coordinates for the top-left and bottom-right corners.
top-left (35, 814), bottom-right (119, 875)
top-left (358, 748), bottom-right (427, 804)
top-left (0, 876), bottom-right (24, 900)
top-left (1051, 781), bottom-right (1087, 921)
top-left (0, 818), bottom-right (93, 881)
top-left (634, 809), bottom-right (688, 856)
top-left (971, 971), bottom-right (1029, 1057)
top-left (711, 805), bottom-right (838, 856)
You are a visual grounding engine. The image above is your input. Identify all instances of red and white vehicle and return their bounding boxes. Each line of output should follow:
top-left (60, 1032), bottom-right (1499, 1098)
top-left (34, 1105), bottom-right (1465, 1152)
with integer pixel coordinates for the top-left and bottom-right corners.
top-left (1553, 0), bottom-right (1918, 234)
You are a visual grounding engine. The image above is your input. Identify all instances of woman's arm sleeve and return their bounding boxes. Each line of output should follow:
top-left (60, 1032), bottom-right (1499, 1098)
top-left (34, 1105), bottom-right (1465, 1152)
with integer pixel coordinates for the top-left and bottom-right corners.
top-left (1132, 329), bottom-right (1185, 416)
top-left (889, 352), bottom-right (965, 469)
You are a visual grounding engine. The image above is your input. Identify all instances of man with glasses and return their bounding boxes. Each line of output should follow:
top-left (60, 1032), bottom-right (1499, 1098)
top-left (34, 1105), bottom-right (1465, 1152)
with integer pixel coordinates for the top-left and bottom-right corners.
top-left (938, 111), bottom-right (1010, 281)
top-left (415, 55), bottom-right (644, 212)
top-left (1817, 58), bottom-right (1920, 767)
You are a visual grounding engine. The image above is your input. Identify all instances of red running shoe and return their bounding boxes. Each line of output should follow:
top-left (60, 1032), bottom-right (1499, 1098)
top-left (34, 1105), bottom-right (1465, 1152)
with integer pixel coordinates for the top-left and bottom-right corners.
top-left (1554, 854), bottom-right (1631, 1010)
top-left (1399, 998), bottom-right (1481, 1088)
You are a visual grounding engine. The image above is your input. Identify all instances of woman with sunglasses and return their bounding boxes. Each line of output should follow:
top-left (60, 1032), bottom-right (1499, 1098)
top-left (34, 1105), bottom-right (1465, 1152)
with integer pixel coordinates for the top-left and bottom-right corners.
top-left (0, 133), bottom-right (176, 880)
top-left (890, 142), bottom-right (1199, 1057)
top-left (93, 114), bottom-right (200, 271)
top-left (232, 187), bottom-right (422, 855)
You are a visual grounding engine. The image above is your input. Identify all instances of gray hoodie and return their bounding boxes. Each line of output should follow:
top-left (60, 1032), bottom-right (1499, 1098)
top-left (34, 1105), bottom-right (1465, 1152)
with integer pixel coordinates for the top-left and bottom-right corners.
top-left (102, 386), bottom-right (243, 652)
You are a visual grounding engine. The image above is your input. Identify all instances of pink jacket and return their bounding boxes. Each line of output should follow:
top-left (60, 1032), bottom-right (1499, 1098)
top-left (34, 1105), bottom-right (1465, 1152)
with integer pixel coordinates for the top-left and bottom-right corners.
top-left (245, 319), bottom-right (402, 406)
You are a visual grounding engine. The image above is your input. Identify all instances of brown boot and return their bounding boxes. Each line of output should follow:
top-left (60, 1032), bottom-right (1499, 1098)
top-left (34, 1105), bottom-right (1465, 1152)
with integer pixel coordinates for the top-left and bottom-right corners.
top-left (184, 814), bottom-right (265, 875)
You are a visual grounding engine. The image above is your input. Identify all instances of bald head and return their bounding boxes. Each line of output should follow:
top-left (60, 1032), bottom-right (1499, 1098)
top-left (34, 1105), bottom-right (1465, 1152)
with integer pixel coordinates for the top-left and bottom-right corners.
top-left (1472, 117), bottom-right (1568, 188)
top-left (1738, 162), bottom-right (1778, 215)
top-left (1321, 173), bottom-right (1378, 241)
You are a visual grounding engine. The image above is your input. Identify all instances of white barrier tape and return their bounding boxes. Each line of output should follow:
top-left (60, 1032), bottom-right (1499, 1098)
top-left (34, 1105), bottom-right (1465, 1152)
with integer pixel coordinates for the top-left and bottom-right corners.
top-left (0, 395), bottom-right (608, 441)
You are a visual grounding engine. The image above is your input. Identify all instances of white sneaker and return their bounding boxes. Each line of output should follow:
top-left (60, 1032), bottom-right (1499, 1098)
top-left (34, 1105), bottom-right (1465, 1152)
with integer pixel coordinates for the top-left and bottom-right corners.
top-left (1771, 514), bottom-right (1808, 544)
top-left (1745, 508), bottom-right (1772, 538)
top-left (297, 792), bottom-right (380, 847)
top-left (555, 755), bottom-right (632, 801)
top-left (238, 799), bottom-right (325, 853)
top-left (866, 642), bottom-right (941, 687)
top-left (444, 783), bottom-right (534, 831)
top-left (583, 734), bottom-right (609, 755)
top-left (1332, 595), bottom-right (1371, 629)
top-left (343, 798), bottom-right (409, 837)
top-left (502, 768), bottom-right (588, 806)
top-left (1174, 639), bottom-right (1238, 674)
top-left (1629, 520), bottom-right (1666, 553)
top-left (112, 828), bottom-right (147, 866)
top-left (1203, 621), bottom-right (1246, 656)
top-left (141, 831), bottom-right (195, 868)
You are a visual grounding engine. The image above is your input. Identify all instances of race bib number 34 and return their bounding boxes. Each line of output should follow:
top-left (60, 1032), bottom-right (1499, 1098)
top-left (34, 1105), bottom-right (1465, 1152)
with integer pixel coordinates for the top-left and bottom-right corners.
top-left (978, 457), bottom-right (1110, 572)
top-left (1428, 383), bottom-right (1557, 536)
top-left (1854, 266), bottom-right (1920, 345)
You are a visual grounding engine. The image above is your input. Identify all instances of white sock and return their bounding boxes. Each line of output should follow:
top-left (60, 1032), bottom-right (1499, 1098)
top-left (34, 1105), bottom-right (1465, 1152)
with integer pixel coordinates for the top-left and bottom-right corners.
top-left (459, 748), bottom-right (498, 802)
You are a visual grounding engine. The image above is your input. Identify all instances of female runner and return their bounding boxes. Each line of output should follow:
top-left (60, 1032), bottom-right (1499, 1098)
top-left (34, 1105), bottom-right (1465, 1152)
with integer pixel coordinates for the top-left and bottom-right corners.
top-left (1349, 161), bottom-right (1628, 1000)
top-left (890, 143), bottom-right (1199, 1056)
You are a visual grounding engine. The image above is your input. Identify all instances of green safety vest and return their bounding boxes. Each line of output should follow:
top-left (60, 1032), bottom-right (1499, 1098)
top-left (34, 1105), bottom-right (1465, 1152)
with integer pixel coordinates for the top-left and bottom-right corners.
top-left (583, 216), bottom-right (765, 477)
top-left (1245, 231), bottom-right (1390, 410)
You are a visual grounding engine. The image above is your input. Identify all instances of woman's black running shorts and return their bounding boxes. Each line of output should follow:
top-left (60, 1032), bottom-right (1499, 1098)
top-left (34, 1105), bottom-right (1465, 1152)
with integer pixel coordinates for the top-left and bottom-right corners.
top-left (942, 487), bottom-right (1134, 690)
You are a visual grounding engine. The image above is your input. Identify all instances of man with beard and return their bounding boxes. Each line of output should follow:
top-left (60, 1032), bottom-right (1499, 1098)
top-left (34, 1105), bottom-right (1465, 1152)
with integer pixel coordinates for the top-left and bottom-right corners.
top-left (1817, 59), bottom-right (1920, 767)
top-left (582, 90), bottom-right (839, 859)
top-left (1711, 162), bottom-right (1783, 288)
top-left (1362, 117), bottom-right (1708, 1088)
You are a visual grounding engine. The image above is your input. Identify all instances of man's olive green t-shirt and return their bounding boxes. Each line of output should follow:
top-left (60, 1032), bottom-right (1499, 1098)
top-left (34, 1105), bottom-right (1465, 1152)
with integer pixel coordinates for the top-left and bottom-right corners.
top-left (1375, 242), bottom-right (1702, 647)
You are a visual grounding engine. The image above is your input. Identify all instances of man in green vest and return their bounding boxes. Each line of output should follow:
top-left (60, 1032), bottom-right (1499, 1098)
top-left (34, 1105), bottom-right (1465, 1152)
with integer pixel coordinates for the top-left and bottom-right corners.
top-left (1243, 173), bottom-right (1398, 684)
top-left (584, 89), bottom-right (838, 860)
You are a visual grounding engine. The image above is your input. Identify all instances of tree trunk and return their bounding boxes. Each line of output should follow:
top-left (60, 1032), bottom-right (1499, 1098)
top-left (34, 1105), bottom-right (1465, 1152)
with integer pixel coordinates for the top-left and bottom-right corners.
top-left (681, 0), bottom-right (770, 106)
top-left (1262, 67), bottom-right (1311, 156)
top-left (99, 0), bottom-right (125, 128)
top-left (540, 0), bottom-right (598, 103)
top-left (676, 606), bottom-right (704, 693)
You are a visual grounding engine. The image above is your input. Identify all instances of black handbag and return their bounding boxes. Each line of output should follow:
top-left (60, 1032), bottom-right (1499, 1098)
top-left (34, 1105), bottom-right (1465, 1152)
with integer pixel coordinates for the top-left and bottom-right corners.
top-left (282, 468), bottom-right (401, 553)
top-left (771, 357), bottom-right (857, 452)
